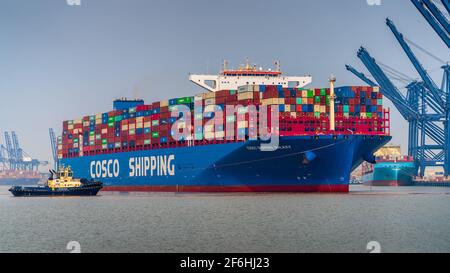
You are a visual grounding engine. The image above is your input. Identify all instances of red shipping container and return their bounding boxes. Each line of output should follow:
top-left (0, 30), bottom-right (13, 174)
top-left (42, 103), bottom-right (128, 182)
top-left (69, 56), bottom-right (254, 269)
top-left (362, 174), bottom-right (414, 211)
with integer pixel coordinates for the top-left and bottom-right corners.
top-left (160, 106), bottom-right (169, 113)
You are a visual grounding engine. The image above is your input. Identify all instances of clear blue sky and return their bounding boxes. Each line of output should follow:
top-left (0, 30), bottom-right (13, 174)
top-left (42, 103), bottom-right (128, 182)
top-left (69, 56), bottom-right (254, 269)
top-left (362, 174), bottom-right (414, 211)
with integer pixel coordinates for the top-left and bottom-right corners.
top-left (0, 0), bottom-right (449, 164)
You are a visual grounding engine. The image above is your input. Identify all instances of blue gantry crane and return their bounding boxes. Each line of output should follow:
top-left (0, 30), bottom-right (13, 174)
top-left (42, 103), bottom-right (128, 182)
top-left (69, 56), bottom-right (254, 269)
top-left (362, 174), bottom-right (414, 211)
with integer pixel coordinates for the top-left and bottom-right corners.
top-left (0, 131), bottom-right (48, 171)
top-left (411, 0), bottom-right (450, 48)
top-left (49, 128), bottom-right (59, 170)
top-left (346, 0), bottom-right (450, 177)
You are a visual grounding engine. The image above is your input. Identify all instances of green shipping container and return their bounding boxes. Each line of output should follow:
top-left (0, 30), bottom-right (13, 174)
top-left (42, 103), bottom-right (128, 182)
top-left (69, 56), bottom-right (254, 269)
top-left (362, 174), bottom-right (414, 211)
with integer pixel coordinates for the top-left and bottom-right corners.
top-left (195, 133), bottom-right (203, 140)
top-left (367, 113), bottom-right (373, 118)
top-left (229, 90), bottom-right (237, 95)
top-left (108, 117), bottom-right (114, 123)
top-left (377, 99), bottom-right (382, 105)
top-left (177, 97), bottom-right (192, 104)
top-left (314, 112), bottom-right (320, 118)
top-left (343, 105), bottom-right (349, 112)
top-left (115, 142), bottom-right (121, 148)
top-left (314, 96), bottom-right (321, 103)
top-left (307, 90), bottom-right (314, 98)
top-left (129, 107), bottom-right (136, 113)
top-left (320, 88), bottom-right (326, 96)
top-left (152, 120), bottom-right (159, 126)
top-left (144, 139), bottom-right (151, 145)
top-left (152, 132), bottom-right (159, 138)
top-left (108, 122), bottom-right (114, 127)
top-left (102, 139), bottom-right (107, 144)
top-left (296, 98), bottom-right (302, 104)
top-left (115, 115), bottom-right (123, 122)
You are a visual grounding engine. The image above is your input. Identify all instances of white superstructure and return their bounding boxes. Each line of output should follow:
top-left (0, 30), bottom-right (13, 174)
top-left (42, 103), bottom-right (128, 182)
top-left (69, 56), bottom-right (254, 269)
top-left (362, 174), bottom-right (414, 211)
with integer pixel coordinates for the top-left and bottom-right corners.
top-left (189, 60), bottom-right (312, 92)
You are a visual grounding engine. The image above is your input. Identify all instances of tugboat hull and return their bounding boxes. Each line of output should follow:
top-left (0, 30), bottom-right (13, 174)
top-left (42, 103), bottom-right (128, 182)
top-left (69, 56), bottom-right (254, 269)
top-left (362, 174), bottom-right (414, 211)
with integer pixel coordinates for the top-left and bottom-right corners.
top-left (9, 182), bottom-right (103, 197)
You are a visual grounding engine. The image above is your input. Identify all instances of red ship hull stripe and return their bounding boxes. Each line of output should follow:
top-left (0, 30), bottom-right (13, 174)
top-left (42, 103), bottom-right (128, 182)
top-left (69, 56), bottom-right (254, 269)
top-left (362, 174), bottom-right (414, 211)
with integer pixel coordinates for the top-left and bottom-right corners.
top-left (102, 185), bottom-right (349, 193)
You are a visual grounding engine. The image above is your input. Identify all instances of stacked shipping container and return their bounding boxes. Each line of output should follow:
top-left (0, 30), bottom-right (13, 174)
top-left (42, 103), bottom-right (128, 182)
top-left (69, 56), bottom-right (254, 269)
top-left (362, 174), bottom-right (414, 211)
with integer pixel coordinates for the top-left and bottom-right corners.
top-left (59, 85), bottom-right (389, 159)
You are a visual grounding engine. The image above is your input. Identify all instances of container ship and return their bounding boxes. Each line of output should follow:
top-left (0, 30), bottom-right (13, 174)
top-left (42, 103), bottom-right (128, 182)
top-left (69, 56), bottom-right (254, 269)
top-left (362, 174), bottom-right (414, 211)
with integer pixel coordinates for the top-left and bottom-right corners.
top-left (0, 170), bottom-right (42, 186)
top-left (362, 145), bottom-right (417, 186)
top-left (58, 61), bottom-right (391, 192)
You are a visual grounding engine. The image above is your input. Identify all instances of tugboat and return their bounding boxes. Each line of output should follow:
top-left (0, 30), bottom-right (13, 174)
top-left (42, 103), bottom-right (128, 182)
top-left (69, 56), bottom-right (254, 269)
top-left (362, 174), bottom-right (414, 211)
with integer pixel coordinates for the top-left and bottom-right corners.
top-left (9, 166), bottom-right (103, 197)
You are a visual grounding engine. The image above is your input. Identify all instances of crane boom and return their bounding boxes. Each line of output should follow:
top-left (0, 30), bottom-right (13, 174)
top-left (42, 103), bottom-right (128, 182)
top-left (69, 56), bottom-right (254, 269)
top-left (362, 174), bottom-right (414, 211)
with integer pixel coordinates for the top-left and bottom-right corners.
top-left (422, 0), bottom-right (450, 34)
top-left (357, 47), bottom-right (420, 120)
top-left (411, 0), bottom-right (450, 48)
top-left (345, 65), bottom-right (377, 86)
top-left (386, 18), bottom-right (445, 109)
top-left (49, 128), bottom-right (58, 170)
top-left (441, 0), bottom-right (450, 17)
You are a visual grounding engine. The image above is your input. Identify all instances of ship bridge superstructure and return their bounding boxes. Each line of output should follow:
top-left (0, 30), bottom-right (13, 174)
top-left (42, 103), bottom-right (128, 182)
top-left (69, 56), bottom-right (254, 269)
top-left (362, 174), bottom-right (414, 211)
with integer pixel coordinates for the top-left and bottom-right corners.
top-left (189, 60), bottom-right (312, 92)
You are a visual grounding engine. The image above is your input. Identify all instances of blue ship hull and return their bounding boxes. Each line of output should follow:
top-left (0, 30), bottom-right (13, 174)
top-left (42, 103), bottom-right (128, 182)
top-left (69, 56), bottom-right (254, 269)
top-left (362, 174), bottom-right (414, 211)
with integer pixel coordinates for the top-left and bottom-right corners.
top-left (60, 135), bottom-right (390, 192)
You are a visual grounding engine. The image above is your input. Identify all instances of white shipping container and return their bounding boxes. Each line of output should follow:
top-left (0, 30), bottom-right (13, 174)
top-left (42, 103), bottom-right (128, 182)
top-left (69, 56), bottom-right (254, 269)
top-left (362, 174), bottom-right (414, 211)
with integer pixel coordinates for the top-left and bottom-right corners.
top-left (237, 92), bottom-right (254, 100)
top-left (237, 121), bottom-right (248, 128)
top-left (202, 92), bottom-right (216, 99)
top-left (205, 98), bottom-right (215, 105)
top-left (204, 132), bottom-right (215, 140)
top-left (204, 124), bottom-right (214, 132)
top-left (215, 131), bottom-right (225, 138)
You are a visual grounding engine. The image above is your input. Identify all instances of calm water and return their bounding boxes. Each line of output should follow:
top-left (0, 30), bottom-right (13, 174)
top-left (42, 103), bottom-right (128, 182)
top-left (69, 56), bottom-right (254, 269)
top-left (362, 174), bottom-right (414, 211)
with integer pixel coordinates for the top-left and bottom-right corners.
top-left (0, 185), bottom-right (449, 253)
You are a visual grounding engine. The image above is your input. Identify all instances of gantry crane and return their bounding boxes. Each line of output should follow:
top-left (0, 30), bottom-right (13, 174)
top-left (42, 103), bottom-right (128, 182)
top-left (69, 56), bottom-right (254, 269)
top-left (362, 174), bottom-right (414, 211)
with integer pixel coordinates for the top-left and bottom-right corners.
top-left (346, 0), bottom-right (450, 177)
top-left (0, 131), bottom-right (48, 171)
top-left (49, 128), bottom-right (59, 170)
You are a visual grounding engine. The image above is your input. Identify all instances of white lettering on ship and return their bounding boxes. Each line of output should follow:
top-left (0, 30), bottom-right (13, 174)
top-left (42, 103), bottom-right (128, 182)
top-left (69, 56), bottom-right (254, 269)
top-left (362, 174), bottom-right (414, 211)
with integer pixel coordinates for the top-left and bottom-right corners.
top-left (129, 155), bottom-right (175, 177)
top-left (90, 159), bottom-right (120, 178)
